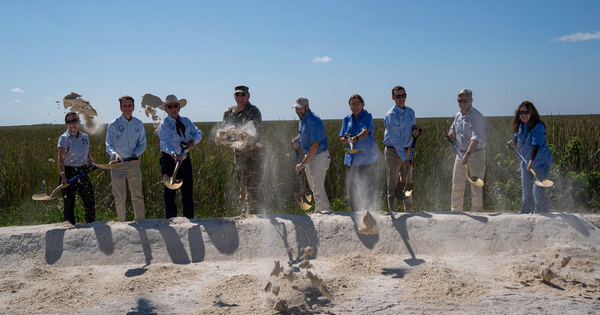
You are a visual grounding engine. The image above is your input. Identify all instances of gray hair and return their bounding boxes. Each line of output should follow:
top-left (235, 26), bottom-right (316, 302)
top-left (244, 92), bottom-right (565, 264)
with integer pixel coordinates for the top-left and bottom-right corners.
top-left (458, 88), bottom-right (472, 99)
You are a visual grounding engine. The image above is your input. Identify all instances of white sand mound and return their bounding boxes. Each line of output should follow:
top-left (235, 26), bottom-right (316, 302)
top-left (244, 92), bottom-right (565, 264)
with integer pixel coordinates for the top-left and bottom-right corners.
top-left (0, 212), bottom-right (599, 314)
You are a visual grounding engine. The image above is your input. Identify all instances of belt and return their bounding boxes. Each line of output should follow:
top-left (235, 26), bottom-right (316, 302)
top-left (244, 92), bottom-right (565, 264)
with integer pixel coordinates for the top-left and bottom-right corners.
top-left (459, 148), bottom-right (484, 154)
top-left (387, 146), bottom-right (409, 150)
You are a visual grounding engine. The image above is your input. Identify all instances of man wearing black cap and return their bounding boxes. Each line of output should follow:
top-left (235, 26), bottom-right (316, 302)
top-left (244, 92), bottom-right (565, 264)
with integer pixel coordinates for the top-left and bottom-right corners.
top-left (222, 85), bottom-right (264, 214)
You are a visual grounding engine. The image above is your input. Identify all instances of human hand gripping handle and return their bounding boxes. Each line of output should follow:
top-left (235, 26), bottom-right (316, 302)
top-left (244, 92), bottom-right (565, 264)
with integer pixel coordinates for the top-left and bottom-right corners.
top-left (445, 135), bottom-right (484, 187)
top-left (509, 145), bottom-right (553, 188)
top-left (33, 166), bottom-right (98, 201)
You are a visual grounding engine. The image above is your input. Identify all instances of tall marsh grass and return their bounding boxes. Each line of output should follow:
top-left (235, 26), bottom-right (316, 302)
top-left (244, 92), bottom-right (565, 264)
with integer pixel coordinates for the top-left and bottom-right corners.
top-left (1, 114), bottom-right (598, 226)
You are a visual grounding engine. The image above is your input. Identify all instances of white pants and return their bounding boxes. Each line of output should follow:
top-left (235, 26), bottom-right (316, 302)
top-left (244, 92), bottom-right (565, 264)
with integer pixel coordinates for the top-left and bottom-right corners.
top-left (110, 160), bottom-right (145, 221)
top-left (451, 149), bottom-right (486, 212)
top-left (305, 150), bottom-right (331, 212)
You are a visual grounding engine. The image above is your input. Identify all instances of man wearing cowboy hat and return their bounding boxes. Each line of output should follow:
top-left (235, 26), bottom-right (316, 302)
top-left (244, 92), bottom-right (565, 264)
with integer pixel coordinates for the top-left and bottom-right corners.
top-left (156, 94), bottom-right (202, 219)
top-left (222, 85), bottom-right (264, 214)
top-left (105, 95), bottom-right (147, 221)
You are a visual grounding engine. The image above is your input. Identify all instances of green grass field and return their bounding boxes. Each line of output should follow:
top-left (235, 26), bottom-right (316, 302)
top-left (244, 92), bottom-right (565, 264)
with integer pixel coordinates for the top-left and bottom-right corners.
top-left (1, 114), bottom-right (599, 226)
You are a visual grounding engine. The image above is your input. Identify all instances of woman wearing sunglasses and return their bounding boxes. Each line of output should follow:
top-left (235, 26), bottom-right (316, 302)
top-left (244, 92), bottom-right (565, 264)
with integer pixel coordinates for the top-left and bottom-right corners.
top-left (507, 101), bottom-right (553, 214)
top-left (156, 94), bottom-right (202, 219)
top-left (57, 112), bottom-right (96, 224)
top-left (339, 94), bottom-right (379, 213)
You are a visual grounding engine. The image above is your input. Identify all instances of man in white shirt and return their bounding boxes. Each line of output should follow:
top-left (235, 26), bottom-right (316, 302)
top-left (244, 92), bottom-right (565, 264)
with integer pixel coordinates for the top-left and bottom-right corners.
top-left (447, 89), bottom-right (488, 212)
top-left (105, 96), bottom-right (147, 221)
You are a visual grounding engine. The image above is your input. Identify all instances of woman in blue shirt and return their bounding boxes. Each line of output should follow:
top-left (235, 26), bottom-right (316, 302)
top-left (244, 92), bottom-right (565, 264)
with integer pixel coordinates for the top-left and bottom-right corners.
top-left (57, 112), bottom-right (96, 224)
top-left (508, 101), bottom-right (553, 214)
top-left (339, 94), bottom-right (379, 212)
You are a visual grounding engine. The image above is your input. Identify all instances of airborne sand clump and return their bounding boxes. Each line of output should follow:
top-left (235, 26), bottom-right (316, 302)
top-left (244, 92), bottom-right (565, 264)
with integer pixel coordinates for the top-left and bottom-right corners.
top-left (214, 123), bottom-right (262, 150)
top-left (259, 245), bottom-right (336, 312)
top-left (62, 92), bottom-right (102, 134)
top-left (357, 211), bottom-right (378, 235)
top-left (140, 93), bottom-right (163, 128)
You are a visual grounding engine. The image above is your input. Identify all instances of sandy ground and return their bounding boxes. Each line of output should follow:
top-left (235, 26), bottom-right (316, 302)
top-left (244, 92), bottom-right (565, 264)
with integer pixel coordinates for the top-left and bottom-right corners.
top-left (0, 212), bottom-right (599, 314)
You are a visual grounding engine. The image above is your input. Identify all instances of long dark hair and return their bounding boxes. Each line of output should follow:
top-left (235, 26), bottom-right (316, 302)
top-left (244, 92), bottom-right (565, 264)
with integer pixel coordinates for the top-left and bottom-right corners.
top-left (512, 101), bottom-right (544, 133)
top-left (348, 94), bottom-right (364, 105)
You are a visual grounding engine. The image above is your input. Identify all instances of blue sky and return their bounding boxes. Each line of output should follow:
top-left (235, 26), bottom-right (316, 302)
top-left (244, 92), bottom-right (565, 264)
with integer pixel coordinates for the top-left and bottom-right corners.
top-left (1, 0), bottom-right (599, 126)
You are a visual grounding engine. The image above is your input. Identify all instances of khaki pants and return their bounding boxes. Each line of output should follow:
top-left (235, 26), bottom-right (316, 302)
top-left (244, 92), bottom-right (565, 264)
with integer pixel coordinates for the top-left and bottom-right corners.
top-left (451, 149), bottom-right (486, 212)
top-left (385, 147), bottom-right (413, 212)
top-left (305, 150), bottom-right (330, 212)
top-left (111, 160), bottom-right (145, 221)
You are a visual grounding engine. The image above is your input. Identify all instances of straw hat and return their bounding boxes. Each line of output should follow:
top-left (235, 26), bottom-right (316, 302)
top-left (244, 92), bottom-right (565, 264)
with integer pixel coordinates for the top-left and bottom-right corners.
top-left (159, 94), bottom-right (187, 110)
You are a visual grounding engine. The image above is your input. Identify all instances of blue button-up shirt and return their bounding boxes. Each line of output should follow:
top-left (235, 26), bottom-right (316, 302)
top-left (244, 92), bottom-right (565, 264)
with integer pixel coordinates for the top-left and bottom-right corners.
top-left (298, 109), bottom-right (328, 154)
top-left (105, 115), bottom-right (147, 159)
top-left (449, 106), bottom-right (488, 150)
top-left (516, 121), bottom-right (553, 169)
top-left (57, 129), bottom-right (90, 167)
top-left (339, 110), bottom-right (379, 166)
top-left (157, 115), bottom-right (202, 155)
top-left (383, 105), bottom-right (416, 160)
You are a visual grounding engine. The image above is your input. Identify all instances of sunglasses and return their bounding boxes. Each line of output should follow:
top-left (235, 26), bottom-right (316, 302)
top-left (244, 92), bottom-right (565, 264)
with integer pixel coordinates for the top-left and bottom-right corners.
top-left (166, 104), bottom-right (179, 109)
top-left (66, 119), bottom-right (79, 124)
top-left (349, 101), bottom-right (362, 106)
top-left (235, 92), bottom-right (247, 97)
top-left (395, 93), bottom-right (407, 99)
top-left (519, 110), bottom-right (531, 115)
top-left (457, 99), bottom-right (470, 104)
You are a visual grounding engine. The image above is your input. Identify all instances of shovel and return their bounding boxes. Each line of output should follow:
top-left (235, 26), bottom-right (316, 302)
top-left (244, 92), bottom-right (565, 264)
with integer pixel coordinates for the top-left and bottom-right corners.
top-left (291, 142), bottom-right (313, 210)
top-left (32, 165), bottom-right (98, 201)
top-left (343, 134), bottom-right (363, 154)
top-left (395, 127), bottom-right (422, 201)
top-left (511, 146), bottom-right (553, 188)
top-left (94, 156), bottom-right (139, 170)
top-left (164, 151), bottom-right (188, 190)
top-left (445, 135), bottom-right (484, 187)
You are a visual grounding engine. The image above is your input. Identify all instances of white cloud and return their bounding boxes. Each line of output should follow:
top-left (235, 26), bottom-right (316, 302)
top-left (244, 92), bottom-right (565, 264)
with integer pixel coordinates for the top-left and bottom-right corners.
top-left (10, 87), bottom-right (24, 93)
top-left (313, 56), bottom-right (332, 63)
top-left (45, 97), bottom-right (53, 101)
top-left (552, 31), bottom-right (600, 42)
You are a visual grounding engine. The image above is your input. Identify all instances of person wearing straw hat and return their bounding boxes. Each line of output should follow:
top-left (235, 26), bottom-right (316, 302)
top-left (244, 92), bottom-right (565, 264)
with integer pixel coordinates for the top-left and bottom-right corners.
top-left (222, 85), bottom-right (265, 214)
top-left (156, 94), bottom-right (202, 219)
top-left (57, 112), bottom-right (96, 224)
top-left (105, 95), bottom-right (147, 221)
top-left (447, 88), bottom-right (488, 212)
top-left (384, 86), bottom-right (418, 213)
top-left (291, 97), bottom-right (331, 212)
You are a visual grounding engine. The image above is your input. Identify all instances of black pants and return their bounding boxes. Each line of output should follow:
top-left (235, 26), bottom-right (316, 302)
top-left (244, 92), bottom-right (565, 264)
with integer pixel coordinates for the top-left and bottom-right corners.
top-left (346, 161), bottom-right (378, 212)
top-left (60, 165), bottom-right (95, 224)
top-left (160, 152), bottom-right (194, 219)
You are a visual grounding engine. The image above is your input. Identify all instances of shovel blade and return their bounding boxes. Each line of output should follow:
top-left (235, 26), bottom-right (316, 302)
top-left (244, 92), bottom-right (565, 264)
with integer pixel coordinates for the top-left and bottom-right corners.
top-left (464, 165), bottom-right (484, 187)
top-left (294, 193), bottom-right (313, 211)
top-left (394, 183), bottom-right (411, 201)
top-left (534, 179), bottom-right (553, 188)
top-left (32, 184), bottom-right (66, 201)
top-left (94, 163), bottom-right (117, 170)
top-left (467, 177), bottom-right (485, 187)
top-left (32, 193), bottom-right (58, 201)
top-left (163, 174), bottom-right (183, 190)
